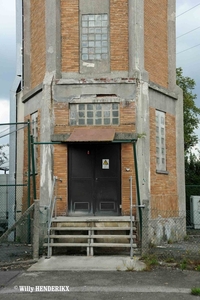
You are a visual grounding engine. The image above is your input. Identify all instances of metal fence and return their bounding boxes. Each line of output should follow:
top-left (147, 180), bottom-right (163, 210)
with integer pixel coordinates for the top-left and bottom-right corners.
top-left (0, 122), bottom-right (35, 264)
top-left (0, 203), bottom-right (34, 264)
top-left (142, 206), bottom-right (200, 260)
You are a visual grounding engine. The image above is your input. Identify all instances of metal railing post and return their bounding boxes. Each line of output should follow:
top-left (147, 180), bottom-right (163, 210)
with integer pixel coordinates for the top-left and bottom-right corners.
top-left (27, 120), bottom-right (31, 244)
top-left (46, 176), bottom-right (62, 258)
top-left (130, 176), bottom-right (133, 259)
top-left (31, 135), bottom-right (36, 200)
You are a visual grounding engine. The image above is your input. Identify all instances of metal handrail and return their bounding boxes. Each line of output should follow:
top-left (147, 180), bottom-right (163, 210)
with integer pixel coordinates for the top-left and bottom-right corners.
top-left (129, 176), bottom-right (133, 259)
top-left (129, 176), bottom-right (145, 259)
top-left (47, 176), bottom-right (62, 258)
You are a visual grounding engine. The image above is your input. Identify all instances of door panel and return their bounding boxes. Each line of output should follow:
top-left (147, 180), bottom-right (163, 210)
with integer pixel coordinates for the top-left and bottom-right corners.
top-left (94, 144), bottom-right (120, 215)
top-left (68, 143), bottom-right (120, 216)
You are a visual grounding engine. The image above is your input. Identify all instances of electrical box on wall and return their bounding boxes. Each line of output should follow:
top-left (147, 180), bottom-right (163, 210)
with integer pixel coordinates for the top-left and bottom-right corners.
top-left (190, 196), bottom-right (200, 229)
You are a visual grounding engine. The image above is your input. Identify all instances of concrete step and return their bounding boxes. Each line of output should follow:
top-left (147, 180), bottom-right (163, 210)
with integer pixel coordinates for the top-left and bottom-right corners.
top-left (45, 219), bottom-right (139, 256)
top-left (44, 243), bottom-right (137, 248)
top-left (50, 227), bottom-right (136, 231)
top-left (48, 234), bottom-right (136, 239)
top-left (90, 243), bottom-right (137, 248)
top-left (44, 243), bottom-right (89, 247)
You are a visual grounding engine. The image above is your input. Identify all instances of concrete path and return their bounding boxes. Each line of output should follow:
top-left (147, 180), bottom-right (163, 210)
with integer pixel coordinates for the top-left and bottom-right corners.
top-left (0, 268), bottom-right (200, 299)
top-left (28, 255), bottom-right (145, 271)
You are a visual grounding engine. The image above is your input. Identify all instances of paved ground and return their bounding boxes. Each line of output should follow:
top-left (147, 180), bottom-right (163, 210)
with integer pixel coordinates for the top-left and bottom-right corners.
top-left (0, 257), bottom-right (200, 299)
top-left (28, 255), bottom-right (145, 271)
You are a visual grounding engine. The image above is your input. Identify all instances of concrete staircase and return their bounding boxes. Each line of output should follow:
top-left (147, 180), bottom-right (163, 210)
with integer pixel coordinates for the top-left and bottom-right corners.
top-left (44, 217), bottom-right (139, 256)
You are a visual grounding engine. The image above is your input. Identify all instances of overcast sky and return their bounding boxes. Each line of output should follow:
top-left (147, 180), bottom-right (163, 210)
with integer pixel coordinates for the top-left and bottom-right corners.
top-left (0, 0), bottom-right (200, 136)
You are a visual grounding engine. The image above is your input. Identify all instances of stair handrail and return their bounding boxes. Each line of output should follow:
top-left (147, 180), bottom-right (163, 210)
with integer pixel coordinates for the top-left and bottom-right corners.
top-left (47, 176), bottom-right (62, 258)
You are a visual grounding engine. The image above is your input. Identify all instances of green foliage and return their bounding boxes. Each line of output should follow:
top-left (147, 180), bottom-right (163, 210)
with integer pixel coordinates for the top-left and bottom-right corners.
top-left (191, 287), bottom-right (200, 296)
top-left (141, 254), bottom-right (159, 270)
top-left (185, 151), bottom-right (200, 185)
top-left (176, 67), bottom-right (200, 152)
top-left (180, 259), bottom-right (187, 270)
top-left (196, 265), bottom-right (200, 272)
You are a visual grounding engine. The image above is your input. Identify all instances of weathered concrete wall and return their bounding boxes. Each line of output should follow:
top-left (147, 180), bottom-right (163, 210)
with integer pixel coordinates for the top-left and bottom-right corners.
top-left (142, 200), bottom-right (186, 250)
top-left (149, 216), bottom-right (186, 245)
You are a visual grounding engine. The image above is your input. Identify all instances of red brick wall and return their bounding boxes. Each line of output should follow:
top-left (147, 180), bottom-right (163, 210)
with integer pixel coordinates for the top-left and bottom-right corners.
top-left (61, 0), bottom-right (129, 73)
top-left (121, 143), bottom-right (136, 215)
top-left (150, 107), bottom-right (178, 218)
top-left (144, 0), bottom-right (168, 88)
top-left (53, 101), bottom-right (135, 135)
top-left (53, 100), bottom-right (136, 215)
top-left (54, 144), bottom-right (68, 215)
top-left (30, 0), bottom-right (46, 89)
top-left (61, 0), bottom-right (79, 72)
top-left (110, 0), bottom-right (129, 71)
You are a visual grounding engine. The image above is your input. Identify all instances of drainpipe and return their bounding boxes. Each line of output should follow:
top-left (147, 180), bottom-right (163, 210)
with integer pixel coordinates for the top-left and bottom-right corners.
top-left (133, 140), bottom-right (142, 240)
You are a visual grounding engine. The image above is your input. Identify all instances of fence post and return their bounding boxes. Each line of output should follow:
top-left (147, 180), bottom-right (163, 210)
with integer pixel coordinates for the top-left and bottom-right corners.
top-left (33, 200), bottom-right (40, 259)
top-left (142, 199), bottom-right (149, 255)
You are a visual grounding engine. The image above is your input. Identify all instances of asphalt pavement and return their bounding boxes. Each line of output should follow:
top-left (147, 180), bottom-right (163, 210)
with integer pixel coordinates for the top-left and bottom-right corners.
top-left (0, 257), bottom-right (200, 299)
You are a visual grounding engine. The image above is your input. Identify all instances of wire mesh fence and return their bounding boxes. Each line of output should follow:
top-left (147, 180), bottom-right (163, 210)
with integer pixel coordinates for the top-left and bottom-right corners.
top-left (142, 208), bottom-right (200, 261)
top-left (0, 183), bottom-right (34, 264)
top-left (0, 122), bottom-right (35, 264)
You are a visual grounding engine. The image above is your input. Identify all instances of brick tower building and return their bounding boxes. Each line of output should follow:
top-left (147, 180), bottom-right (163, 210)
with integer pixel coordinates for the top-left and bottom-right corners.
top-left (11, 0), bottom-right (185, 246)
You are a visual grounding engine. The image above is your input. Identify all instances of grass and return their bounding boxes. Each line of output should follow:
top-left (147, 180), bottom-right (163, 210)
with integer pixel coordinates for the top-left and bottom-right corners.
top-left (191, 287), bottom-right (200, 296)
top-left (180, 258), bottom-right (188, 270)
top-left (195, 265), bottom-right (200, 271)
top-left (141, 255), bottom-right (159, 271)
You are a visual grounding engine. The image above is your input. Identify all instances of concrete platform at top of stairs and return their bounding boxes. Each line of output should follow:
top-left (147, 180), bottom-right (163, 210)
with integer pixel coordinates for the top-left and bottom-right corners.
top-left (28, 256), bottom-right (146, 272)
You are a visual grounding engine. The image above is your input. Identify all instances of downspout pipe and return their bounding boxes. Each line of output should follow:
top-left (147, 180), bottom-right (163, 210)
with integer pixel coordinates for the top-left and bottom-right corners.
top-left (133, 140), bottom-right (142, 240)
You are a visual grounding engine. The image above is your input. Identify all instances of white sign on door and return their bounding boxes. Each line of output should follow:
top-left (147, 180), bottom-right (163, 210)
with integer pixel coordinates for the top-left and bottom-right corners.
top-left (102, 159), bottom-right (109, 169)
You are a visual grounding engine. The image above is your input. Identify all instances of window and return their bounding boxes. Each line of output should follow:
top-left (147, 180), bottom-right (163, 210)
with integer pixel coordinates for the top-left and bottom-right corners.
top-left (156, 110), bottom-right (166, 171)
top-left (81, 14), bottom-right (108, 61)
top-left (79, 0), bottom-right (110, 74)
top-left (70, 103), bottom-right (119, 126)
top-left (31, 111), bottom-right (38, 173)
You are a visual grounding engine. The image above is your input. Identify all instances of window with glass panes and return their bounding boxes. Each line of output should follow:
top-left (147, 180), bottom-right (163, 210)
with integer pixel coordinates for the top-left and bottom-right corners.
top-left (31, 111), bottom-right (38, 173)
top-left (70, 103), bottom-right (119, 126)
top-left (81, 14), bottom-right (108, 61)
top-left (156, 110), bottom-right (166, 171)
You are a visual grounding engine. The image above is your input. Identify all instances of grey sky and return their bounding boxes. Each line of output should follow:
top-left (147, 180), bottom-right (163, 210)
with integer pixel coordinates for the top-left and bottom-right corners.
top-left (0, 0), bottom-right (200, 133)
top-left (0, 0), bottom-right (16, 124)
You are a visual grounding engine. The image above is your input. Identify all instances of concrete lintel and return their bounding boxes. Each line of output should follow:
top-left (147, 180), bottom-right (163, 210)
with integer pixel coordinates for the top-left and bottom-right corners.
top-left (61, 71), bottom-right (129, 80)
top-left (56, 78), bottom-right (136, 85)
top-left (51, 134), bottom-right (70, 142)
top-left (114, 132), bottom-right (137, 142)
top-left (22, 83), bottom-right (43, 103)
top-left (69, 96), bottom-right (121, 104)
top-left (51, 132), bottom-right (137, 143)
top-left (149, 81), bottom-right (178, 100)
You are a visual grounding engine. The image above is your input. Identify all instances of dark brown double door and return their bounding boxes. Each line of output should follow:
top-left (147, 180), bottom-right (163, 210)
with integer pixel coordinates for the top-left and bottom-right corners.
top-left (68, 143), bottom-right (121, 216)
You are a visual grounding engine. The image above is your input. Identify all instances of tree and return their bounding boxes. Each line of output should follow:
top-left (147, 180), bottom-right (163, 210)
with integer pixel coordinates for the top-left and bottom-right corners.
top-left (185, 151), bottom-right (200, 185)
top-left (176, 67), bottom-right (200, 152)
top-left (0, 144), bottom-right (8, 166)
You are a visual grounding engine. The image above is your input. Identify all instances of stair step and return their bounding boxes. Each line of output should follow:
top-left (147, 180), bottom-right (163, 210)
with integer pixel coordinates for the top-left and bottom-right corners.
top-left (44, 243), bottom-right (89, 247)
top-left (44, 242), bottom-right (137, 248)
top-left (48, 234), bottom-right (136, 239)
top-left (90, 243), bottom-right (137, 248)
top-left (50, 227), bottom-right (136, 231)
